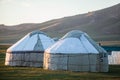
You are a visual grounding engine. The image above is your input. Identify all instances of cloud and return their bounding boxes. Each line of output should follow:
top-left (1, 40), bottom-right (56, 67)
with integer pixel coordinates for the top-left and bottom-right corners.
top-left (0, 0), bottom-right (13, 4)
top-left (21, 2), bottom-right (31, 7)
top-left (0, 0), bottom-right (32, 8)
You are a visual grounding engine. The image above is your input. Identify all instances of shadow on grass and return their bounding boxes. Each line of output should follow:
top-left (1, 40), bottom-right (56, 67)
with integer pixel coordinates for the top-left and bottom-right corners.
top-left (99, 65), bottom-right (120, 77)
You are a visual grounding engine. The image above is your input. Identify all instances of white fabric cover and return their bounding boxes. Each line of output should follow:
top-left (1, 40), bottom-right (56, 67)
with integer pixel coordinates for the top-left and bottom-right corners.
top-left (108, 51), bottom-right (120, 65)
top-left (44, 53), bottom-right (108, 72)
top-left (44, 30), bottom-right (108, 72)
top-left (46, 30), bottom-right (106, 54)
top-left (5, 30), bottom-right (55, 67)
top-left (7, 31), bottom-right (54, 52)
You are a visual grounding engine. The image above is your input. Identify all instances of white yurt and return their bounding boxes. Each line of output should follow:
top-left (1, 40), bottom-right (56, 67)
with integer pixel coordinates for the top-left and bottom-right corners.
top-left (108, 51), bottom-right (120, 65)
top-left (44, 30), bottom-right (108, 72)
top-left (5, 30), bottom-right (54, 67)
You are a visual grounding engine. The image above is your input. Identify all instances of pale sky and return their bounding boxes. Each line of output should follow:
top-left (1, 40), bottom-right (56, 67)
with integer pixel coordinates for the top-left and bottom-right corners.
top-left (0, 0), bottom-right (120, 25)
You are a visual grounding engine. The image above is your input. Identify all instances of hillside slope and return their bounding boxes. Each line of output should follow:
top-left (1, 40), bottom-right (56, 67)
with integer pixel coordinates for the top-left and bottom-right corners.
top-left (0, 3), bottom-right (120, 43)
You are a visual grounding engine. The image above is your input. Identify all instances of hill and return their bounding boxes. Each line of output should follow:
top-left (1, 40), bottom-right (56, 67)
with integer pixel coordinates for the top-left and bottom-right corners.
top-left (0, 3), bottom-right (120, 44)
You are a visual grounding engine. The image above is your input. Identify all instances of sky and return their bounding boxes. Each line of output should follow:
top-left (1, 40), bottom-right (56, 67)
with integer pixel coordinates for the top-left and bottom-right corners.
top-left (0, 0), bottom-right (120, 26)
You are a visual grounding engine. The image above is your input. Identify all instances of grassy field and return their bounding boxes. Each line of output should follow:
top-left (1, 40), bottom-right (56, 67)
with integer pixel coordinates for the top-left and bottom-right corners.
top-left (0, 45), bottom-right (120, 80)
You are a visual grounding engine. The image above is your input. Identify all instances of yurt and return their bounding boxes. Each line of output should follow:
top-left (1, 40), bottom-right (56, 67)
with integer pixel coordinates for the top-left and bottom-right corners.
top-left (44, 30), bottom-right (108, 72)
top-left (101, 46), bottom-right (120, 65)
top-left (5, 30), bottom-right (54, 67)
top-left (108, 51), bottom-right (120, 65)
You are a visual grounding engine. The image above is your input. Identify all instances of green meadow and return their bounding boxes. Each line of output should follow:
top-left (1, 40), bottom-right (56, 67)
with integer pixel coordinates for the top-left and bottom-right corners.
top-left (0, 45), bottom-right (120, 80)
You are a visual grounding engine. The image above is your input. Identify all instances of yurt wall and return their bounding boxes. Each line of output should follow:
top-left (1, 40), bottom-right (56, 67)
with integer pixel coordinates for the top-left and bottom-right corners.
top-left (5, 51), bottom-right (43, 67)
top-left (108, 51), bottom-right (120, 65)
top-left (44, 53), bottom-right (108, 72)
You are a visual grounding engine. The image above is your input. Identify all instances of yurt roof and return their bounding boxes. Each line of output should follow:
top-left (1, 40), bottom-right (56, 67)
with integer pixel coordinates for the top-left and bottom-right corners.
top-left (7, 30), bottom-right (54, 52)
top-left (46, 30), bottom-right (106, 54)
top-left (61, 30), bottom-right (85, 39)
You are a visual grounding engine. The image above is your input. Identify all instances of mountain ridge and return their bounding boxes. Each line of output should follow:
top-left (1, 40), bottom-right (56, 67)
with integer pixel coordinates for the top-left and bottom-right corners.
top-left (0, 3), bottom-right (120, 44)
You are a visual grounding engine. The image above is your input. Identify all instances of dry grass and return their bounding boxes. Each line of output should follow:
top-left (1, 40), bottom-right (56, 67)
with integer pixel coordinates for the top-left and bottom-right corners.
top-left (0, 45), bottom-right (120, 80)
top-left (99, 41), bottom-right (120, 46)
